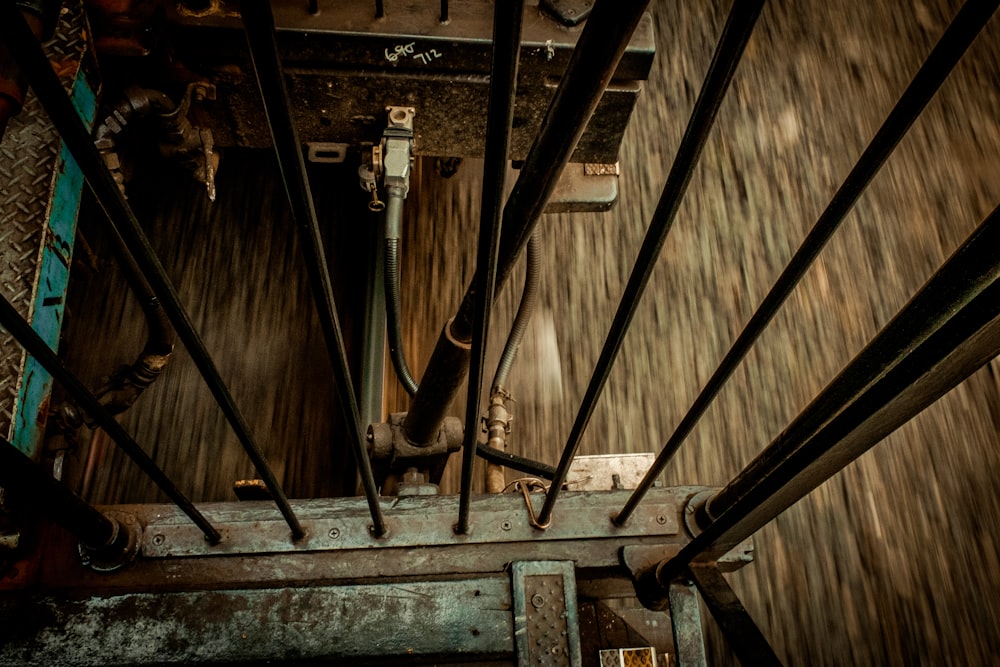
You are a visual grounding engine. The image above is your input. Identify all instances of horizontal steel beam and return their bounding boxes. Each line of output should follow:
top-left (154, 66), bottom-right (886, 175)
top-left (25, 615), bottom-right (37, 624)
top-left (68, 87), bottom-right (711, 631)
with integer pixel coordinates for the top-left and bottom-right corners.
top-left (0, 578), bottom-right (514, 665)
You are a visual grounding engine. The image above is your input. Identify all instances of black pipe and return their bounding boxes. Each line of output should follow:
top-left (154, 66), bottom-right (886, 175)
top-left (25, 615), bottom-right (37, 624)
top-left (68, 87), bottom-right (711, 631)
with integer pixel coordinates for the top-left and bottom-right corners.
top-left (239, 0), bottom-right (386, 537)
top-left (0, 436), bottom-right (116, 549)
top-left (492, 233), bottom-right (542, 391)
top-left (384, 191), bottom-right (419, 396)
top-left (0, 293), bottom-right (221, 544)
top-left (404, 0), bottom-right (651, 448)
top-left (616, 0), bottom-right (998, 525)
top-left (455, 0), bottom-right (525, 534)
top-left (0, 4), bottom-right (300, 541)
top-left (476, 443), bottom-right (556, 480)
top-left (537, 0), bottom-right (766, 527)
top-left (440, 0), bottom-right (449, 23)
top-left (654, 202), bottom-right (1000, 585)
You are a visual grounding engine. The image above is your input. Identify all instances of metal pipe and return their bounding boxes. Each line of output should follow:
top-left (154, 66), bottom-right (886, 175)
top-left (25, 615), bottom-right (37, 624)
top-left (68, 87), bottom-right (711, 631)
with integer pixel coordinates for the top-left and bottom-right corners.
top-left (615, 0), bottom-right (998, 525)
top-left (404, 0), bottom-right (651, 447)
top-left (536, 0), bottom-right (766, 528)
top-left (240, 0), bottom-right (386, 537)
top-left (384, 190), bottom-right (419, 396)
top-left (0, 293), bottom-right (221, 544)
top-left (492, 233), bottom-right (542, 391)
top-left (655, 202), bottom-right (1000, 584)
top-left (456, 0), bottom-right (525, 534)
top-left (0, 3), bottom-right (301, 541)
top-left (476, 443), bottom-right (556, 480)
top-left (0, 435), bottom-right (116, 550)
top-left (359, 210), bottom-right (387, 428)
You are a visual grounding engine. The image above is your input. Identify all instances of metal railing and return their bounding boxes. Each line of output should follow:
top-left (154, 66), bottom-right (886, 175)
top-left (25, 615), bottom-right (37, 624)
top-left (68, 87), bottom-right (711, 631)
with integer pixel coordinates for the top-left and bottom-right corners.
top-left (0, 0), bottom-right (997, 629)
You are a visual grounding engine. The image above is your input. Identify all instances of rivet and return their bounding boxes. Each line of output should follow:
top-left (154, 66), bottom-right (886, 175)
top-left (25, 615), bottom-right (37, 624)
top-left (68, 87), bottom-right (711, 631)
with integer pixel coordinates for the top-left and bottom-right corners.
top-left (531, 594), bottom-right (545, 608)
top-left (152, 534), bottom-right (165, 546)
top-left (656, 514), bottom-right (667, 525)
top-left (501, 520), bottom-right (512, 531)
top-left (328, 528), bottom-right (340, 539)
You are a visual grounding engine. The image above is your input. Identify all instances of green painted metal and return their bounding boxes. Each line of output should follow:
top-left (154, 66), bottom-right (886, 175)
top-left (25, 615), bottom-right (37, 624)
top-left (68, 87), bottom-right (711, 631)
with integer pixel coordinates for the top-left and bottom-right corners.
top-left (0, 577), bottom-right (514, 665)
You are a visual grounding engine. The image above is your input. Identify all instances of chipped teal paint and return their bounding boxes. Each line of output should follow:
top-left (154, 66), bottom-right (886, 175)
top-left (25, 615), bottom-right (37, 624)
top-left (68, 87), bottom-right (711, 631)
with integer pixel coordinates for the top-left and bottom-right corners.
top-left (12, 71), bottom-right (97, 458)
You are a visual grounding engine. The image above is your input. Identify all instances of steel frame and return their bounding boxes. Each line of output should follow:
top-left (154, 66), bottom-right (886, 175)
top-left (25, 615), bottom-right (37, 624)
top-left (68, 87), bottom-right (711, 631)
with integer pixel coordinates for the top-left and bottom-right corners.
top-left (0, 0), bottom-right (998, 664)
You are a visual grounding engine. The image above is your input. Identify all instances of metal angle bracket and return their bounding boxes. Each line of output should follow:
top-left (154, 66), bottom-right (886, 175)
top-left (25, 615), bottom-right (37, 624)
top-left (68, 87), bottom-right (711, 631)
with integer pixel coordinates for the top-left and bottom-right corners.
top-left (512, 560), bottom-right (582, 667)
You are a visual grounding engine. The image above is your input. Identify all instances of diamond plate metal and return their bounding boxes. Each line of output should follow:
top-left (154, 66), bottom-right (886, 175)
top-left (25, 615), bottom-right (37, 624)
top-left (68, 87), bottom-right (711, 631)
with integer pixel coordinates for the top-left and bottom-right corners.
top-left (513, 561), bottom-right (582, 667)
top-left (0, 0), bottom-right (89, 449)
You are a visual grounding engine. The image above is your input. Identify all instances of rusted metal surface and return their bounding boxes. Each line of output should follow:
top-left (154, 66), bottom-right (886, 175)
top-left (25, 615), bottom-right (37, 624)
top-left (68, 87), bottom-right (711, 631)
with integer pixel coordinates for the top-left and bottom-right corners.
top-left (0, 0), bottom-right (93, 458)
top-left (160, 0), bottom-right (654, 161)
top-left (513, 561), bottom-right (582, 667)
top-left (0, 577), bottom-right (514, 665)
top-left (136, 487), bottom-right (686, 558)
top-left (667, 580), bottom-right (707, 667)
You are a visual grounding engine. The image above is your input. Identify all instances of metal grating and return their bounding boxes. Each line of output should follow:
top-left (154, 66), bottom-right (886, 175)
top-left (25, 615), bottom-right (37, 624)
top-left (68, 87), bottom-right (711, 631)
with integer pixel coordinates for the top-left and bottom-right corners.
top-left (0, 0), bottom-right (89, 446)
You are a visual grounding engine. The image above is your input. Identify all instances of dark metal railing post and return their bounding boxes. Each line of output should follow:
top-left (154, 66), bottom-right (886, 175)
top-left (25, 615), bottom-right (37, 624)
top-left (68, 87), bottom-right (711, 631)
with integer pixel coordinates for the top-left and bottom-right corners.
top-left (655, 202), bottom-right (1000, 584)
top-left (616, 0), bottom-right (999, 525)
top-left (455, 0), bottom-right (524, 534)
top-left (0, 294), bottom-right (221, 543)
top-left (0, 435), bottom-right (117, 550)
top-left (0, 2), bottom-right (303, 540)
top-left (239, 0), bottom-right (386, 537)
top-left (403, 0), bottom-right (652, 448)
top-left (536, 0), bottom-right (766, 528)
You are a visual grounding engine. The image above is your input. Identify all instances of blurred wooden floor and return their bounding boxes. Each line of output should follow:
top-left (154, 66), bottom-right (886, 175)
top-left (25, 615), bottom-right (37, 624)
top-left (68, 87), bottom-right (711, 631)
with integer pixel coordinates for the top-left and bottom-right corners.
top-left (61, 0), bottom-right (999, 663)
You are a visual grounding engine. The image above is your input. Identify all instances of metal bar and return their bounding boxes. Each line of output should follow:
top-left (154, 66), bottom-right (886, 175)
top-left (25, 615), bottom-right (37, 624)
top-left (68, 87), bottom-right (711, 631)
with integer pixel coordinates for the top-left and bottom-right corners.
top-left (456, 0), bottom-right (524, 534)
top-left (616, 0), bottom-right (999, 524)
top-left (239, 0), bottom-right (386, 537)
top-left (440, 0), bottom-right (449, 24)
top-left (0, 294), bottom-right (220, 543)
top-left (709, 201), bottom-right (1000, 518)
top-left (537, 0), bottom-right (765, 528)
top-left (687, 564), bottom-right (782, 666)
top-left (476, 443), bottom-right (556, 480)
top-left (0, 2), bottom-right (301, 540)
top-left (0, 435), bottom-right (116, 549)
top-left (656, 203), bottom-right (1000, 583)
top-left (668, 579), bottom-right (708, 667)
top-left (360, 212), bottom-right (387, 427)
top-left (404, 0), bottom-right (651, 447)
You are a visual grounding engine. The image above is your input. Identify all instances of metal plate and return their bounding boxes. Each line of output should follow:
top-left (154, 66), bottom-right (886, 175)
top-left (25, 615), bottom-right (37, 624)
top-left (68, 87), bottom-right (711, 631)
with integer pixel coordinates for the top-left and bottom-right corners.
top-left (0, 577), bottom-right (513, 666)
top-left (0, 0), bottom-right (93, 455)
top-left (135, 487), bottom-right (683, 558)
top-left (513, 561), bottom-right (582, 667)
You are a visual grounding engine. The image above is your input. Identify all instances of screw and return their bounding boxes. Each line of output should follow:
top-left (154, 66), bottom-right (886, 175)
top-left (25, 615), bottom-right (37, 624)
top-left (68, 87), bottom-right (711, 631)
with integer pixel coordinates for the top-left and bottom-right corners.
top-left (152, 534), bottom-right (165, 546)
top-left (656, 514), bottom-right (667, 525)
top-left (501, 520), bottom-right (512, 531)
top-left (328, 528), bottom-right (340, 539)
top-left (531, 594), bottom-right (545, 609)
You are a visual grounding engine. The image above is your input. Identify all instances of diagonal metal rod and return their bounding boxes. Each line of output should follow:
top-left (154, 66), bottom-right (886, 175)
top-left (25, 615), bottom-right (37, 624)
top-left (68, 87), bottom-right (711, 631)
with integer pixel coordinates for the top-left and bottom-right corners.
top-left (615, 0), bottom-right (999, 525)
top-left (536, 0), bottom-right (766, 527)
top-left (0, 294), bottom-right (221, 544)
top-left (456, 0), bottom-right (524, 534)
top-left (240, 0), bottom-right (386, 537)
top-left (656, 202), bottom-right (1000, 583)
top-left (0, 3), bottom-right (303, 540)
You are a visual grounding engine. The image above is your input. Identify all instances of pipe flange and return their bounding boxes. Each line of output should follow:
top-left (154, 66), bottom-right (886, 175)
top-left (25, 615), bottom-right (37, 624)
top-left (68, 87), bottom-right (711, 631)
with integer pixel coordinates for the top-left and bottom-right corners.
top-left (78, 509), bottom-right (141, 573)
top-left (682, 489), bottom-right (716, 538)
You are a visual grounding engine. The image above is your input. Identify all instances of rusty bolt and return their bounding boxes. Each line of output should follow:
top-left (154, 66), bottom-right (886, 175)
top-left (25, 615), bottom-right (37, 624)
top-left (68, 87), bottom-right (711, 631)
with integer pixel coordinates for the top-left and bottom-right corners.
top-left (656, 514), bottom-right (667, 525)
top-left (501, 520), bottom-right (512, 531)
top-left (152, 534), bottom-right (165, 546)
top-left (328, 528), bottom-right (340, 539)
top-left (531, 594), bottom-right (545, 609)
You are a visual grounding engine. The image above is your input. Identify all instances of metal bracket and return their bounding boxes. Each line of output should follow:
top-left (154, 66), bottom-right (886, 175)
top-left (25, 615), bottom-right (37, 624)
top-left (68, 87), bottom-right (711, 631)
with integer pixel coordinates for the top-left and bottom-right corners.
top-left (512, 561), bottom-right (582, 667)
top-left (368, 412), bottom-right (463, 482)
